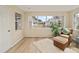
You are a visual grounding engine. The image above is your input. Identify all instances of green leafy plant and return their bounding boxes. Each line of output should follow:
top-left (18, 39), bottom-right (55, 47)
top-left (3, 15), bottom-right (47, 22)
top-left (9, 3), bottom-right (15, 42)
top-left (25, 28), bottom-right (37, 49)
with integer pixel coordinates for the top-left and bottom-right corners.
top-left (50, 23), bottom-right (60, 37)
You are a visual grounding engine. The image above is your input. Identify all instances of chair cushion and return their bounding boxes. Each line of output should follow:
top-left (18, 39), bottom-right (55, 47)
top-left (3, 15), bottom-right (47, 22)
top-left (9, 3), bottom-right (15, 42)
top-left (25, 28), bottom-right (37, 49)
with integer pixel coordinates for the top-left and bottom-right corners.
top-left (53, 36), bottom-right (68, 44)
top-left (60, 34), bottom-right (69, 38)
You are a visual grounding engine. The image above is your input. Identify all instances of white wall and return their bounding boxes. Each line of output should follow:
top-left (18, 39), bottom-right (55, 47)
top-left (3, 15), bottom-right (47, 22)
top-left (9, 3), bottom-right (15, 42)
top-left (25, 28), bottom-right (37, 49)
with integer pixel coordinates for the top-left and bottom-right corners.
top-left (0, 6), bottom-right (25, 52)
top-left (24, 12), bottom-right (70, 37)
top-left (0, 6), bottom-right (10, 52)
top-left (8, 6), bottom-right (25, 47)
top-left (0, 10), bottom-right (2, 52)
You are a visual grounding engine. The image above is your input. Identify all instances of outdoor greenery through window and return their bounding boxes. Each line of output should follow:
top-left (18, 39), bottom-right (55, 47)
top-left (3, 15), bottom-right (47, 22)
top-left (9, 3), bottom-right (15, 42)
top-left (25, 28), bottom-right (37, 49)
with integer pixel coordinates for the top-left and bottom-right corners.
top-left (74, 13), bottom-right (79, 30)
top-left (31, 16), bottom-right (64, 28)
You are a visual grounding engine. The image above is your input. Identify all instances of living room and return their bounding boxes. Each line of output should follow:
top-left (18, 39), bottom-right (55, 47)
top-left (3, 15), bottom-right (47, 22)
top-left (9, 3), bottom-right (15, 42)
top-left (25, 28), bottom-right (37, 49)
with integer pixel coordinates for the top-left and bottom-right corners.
top-left (0, 5), bottom-right (79, 53)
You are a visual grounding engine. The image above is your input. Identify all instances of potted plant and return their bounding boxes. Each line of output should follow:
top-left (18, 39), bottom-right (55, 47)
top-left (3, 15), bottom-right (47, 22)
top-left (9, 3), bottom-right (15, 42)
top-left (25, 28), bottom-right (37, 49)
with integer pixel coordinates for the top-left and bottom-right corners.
top-left (50, 23), bottom-right (60, 37)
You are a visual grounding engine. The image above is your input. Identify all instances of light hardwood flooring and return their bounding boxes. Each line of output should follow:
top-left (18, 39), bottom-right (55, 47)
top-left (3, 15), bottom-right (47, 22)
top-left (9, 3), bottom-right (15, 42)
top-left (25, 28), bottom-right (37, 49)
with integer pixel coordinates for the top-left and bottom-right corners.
top-left (6, 37), bottom-right (79, 53)
top-left (7, 37), bottom-right (52, 53)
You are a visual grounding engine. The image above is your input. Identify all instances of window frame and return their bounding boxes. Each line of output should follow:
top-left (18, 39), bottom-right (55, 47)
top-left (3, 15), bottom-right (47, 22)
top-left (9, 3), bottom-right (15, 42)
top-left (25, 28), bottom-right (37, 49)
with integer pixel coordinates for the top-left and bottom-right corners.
top-left (73, 12), bottom-right (79, 30)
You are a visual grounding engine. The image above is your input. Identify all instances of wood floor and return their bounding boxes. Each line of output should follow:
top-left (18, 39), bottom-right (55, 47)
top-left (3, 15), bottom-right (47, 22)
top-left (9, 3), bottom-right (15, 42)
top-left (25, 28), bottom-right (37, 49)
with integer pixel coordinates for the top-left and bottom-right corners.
top-left (6, 37), bottom-right (79, 53)
top-left (7, 37), bottom-right (52, 53)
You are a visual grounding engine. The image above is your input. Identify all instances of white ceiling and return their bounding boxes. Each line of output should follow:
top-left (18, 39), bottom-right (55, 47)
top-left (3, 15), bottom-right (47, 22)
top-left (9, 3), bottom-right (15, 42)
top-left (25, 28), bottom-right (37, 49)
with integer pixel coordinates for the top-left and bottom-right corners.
top-left (17, 5), bottom-right (79, 12)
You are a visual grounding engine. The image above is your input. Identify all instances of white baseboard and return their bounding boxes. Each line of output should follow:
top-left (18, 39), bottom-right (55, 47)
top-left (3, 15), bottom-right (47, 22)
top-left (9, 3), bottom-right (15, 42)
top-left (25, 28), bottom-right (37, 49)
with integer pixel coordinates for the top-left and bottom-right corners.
top-left (3, 36), bottom-right (24, 53)
top-left (10, 36), bottom-right (24, 50)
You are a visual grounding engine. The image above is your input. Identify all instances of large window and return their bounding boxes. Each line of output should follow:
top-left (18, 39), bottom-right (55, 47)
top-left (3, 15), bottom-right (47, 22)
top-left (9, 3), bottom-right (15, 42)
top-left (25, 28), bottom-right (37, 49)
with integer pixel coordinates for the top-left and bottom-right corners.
top-left (31, 16), bottom-right (64, 27)
top-left (74, 13), bottom-right (79, 30)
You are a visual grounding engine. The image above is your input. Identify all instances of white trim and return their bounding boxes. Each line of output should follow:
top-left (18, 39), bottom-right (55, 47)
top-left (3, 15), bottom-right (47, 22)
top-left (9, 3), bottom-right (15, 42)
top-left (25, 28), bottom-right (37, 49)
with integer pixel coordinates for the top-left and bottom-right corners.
top-left (3, 36), bottom-right (24, 53)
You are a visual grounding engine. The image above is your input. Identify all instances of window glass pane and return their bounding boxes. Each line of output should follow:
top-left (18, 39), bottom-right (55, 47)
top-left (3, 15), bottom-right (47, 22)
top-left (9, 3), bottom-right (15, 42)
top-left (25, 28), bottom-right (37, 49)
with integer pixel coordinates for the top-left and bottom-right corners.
top-left (37, 16), bottom-right (46, 22)
top-left (74, 13), bottom-right (79, 29)
top-left (35, 16), bottom-right (38, 18)
top-left (47, 16), bottom-right (53, 21)
top-left (31, 16), bottom-right (64, 28)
